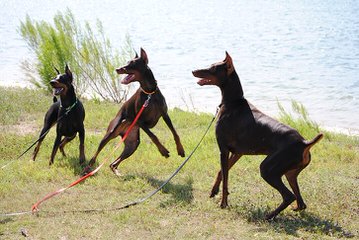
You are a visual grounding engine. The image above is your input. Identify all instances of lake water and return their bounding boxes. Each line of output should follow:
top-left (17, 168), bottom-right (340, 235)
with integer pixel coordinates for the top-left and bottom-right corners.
top-left (0, 0), bottom-right (358, 134)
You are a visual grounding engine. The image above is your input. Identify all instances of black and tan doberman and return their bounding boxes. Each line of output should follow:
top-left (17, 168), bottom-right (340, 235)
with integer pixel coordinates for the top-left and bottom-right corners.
top-left (32, 65), bottom-right (85, 165)
top-left (193, 52), bottom-right (323, 220)
top-left (87, 48), bottom-right (185, 175)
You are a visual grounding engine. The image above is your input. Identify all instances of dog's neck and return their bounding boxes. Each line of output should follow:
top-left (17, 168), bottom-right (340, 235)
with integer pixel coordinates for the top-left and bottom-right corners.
top-left (220, 71), bottom-right (244, 105)
top-left (139, 67), bottom-right (158, 94)
top-left (60, 86), bottom-right (77, 108)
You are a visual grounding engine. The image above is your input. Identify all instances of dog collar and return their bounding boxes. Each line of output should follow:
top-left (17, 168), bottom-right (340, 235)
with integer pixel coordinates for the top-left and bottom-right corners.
top-left (60, 98), bottom-right (78, 112)
top-left (141, 87), bottom-right (157, 95)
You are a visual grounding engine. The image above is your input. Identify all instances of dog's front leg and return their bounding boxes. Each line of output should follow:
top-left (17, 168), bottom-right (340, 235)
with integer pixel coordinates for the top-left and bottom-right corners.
top-left (140, 125), bottom-right (170, 158)
top-left (219, 149), bottom-right (230, 208)
top-left (162, 114), bottom-right (185, 157)
top-left (211, 153), bottom-right (241, 198)
top-left (49, 134), bottom-right (62, 165)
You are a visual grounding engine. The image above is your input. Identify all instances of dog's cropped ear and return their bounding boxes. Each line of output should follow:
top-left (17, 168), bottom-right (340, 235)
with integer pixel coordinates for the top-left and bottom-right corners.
top-left (134, 49), bottom-right (139, 58)
top-left (65, 64), bottom-right (73, 81)
top-left (54, 67), bottom-right (60, 75)
top-left (140, 48), bottom-right (149, 65)
top-left (224, 51), bottom-right (234, 76)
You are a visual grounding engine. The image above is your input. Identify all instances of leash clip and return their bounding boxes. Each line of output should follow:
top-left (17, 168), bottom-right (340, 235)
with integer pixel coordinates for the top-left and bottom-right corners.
top-left (144, 95), bottom-right (151, 107)
top-left (215, 105), bottom-right (221, 116)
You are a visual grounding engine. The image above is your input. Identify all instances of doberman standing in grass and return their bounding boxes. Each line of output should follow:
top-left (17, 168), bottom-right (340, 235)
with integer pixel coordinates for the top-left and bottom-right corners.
top-left (32, 65), bottom-right (86, 165)
top-left (192, 52), bottom-right (323, 220)
top-left (87, 48), bottom-right (185, 175)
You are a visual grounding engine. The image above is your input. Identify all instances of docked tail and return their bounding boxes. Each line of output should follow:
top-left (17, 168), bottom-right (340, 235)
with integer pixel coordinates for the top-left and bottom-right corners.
top-left (304, 133), bottom-right (324, 149)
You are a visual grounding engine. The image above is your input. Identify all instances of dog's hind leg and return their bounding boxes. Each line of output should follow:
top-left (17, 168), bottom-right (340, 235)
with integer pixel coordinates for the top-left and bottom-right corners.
top-left (285, 149), bottom-right (312, 211)
top-left (260, 149), bottom-right (299, 220)
top-left (49, 134), bottom-right (62, 165)
top-left (59, 134), bottom-right (76, 157)
top-left (110, 126), bottom-right (140, 176)
top-left (33, 103), bottom-right (59, 161)
top-left (32, 125), bottom-right (51, 161)
top-left (285, 167), bottom-right (307, 211)
top-left (210, 153), bottom-right (241, 198)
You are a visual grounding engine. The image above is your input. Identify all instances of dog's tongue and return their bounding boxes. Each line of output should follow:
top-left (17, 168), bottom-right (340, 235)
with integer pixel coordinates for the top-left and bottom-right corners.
top-left (53, 88), bottom-right (63, 95)
top-left (197, 78), bottom-right (210, 86)
top-left (121, 74), bottom-right (135, 84)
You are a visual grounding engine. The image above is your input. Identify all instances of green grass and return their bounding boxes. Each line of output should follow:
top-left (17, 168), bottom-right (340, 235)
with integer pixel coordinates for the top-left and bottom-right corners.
top-left (0, 86), bottom-right (358, 239)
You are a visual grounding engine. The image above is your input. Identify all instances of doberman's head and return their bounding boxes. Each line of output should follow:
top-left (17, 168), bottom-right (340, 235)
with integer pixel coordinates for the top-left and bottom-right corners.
top-left (116, 48), bottom-right (157, 92)
top-left (192, 52), bottom-right (235, 87)
top-left (50, 64), bottom-right (73, 97)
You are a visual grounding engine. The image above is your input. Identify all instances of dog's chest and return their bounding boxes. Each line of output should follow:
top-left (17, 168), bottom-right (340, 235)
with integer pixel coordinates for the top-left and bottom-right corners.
top-left (139, 95), bottom-right (165, 128)
top-left (57, 113), bottom-right (81, 136)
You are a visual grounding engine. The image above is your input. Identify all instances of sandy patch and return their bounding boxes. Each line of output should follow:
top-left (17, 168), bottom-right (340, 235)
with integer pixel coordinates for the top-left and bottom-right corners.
top-left (0, 121), bottom-right (39, 135)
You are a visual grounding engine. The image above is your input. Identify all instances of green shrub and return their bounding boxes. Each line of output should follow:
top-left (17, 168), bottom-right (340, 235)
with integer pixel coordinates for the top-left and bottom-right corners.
top-left (19, 8), bottom-right (132, 103)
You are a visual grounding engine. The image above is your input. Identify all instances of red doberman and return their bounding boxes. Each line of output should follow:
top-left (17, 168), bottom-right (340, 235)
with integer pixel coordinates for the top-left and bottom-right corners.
top-left (32, 65), bottom-right (86, 165)
top-left (87, 48), bottom-right (185, 175)
top-left (192, 52), bottom-right (323, 220)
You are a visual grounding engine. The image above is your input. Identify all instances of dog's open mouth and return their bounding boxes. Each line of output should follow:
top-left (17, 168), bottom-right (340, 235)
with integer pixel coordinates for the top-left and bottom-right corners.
top-left (53, 87), bottom-right (64, 95)
top-left (121, 74), bottom-right (136, 84)
top-left (197, 78), bottom-right (211, 86)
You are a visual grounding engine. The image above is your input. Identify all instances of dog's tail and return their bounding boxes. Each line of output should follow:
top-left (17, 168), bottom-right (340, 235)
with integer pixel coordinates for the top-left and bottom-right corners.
top-left (304, 133), bottom-right (324, 149)
top-left (53, 96), bottom-right (58, 103)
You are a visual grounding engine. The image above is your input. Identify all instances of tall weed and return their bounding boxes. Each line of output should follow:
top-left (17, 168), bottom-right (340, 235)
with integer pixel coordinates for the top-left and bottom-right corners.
top-left (19, 8), bottom-right (132, 103)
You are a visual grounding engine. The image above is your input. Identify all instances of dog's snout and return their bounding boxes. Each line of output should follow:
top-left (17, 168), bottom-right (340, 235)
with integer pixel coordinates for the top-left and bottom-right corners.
top-left (50, 79), bottom-right (58, 86)
top-left (116, 67), bottom-right (126, 74)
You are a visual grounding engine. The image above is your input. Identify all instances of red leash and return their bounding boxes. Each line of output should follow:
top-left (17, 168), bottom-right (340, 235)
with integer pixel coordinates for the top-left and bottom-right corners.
top-left (31, 96), bottom-right (151, 212)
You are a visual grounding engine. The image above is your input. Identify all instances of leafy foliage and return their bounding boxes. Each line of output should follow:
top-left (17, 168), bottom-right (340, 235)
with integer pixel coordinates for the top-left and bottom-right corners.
top-left (19, 8), bottom-right (132, 102)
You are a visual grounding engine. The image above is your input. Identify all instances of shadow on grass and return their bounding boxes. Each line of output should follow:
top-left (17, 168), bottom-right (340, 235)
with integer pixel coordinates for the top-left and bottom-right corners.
top-left (0, 218), bottom-right (13, 224)
top-left (56, 156), bottom-right (89, 176)
top-left (237, 206), bottom-right (355, 238)
top-left (140, 174), bottom-right (194, 207)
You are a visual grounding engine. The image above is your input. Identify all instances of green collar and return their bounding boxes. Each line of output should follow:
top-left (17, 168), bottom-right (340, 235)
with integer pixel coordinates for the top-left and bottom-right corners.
top-left (60, 98), bottom-right (78, 112)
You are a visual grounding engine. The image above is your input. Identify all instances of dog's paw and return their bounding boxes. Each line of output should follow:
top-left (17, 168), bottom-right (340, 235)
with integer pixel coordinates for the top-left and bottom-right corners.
top-left (176, 144), bottom-right (185, 157)
top-left (177, 149), bottom-right (185, 157)
top-left (265, 212), bottom-right (277, 221)
top-left (110, 166), bottom-right (122, 176)
top-left (220, 201), bottom-right (228, 209)
top-left (160, 148), bottom-right (170, 158)
top-left (292, 203), bottom-right (306, 212)
top-left (81, 165), bottom-right (93, 176)
top-left (210, 189), bottom-right (219, 198)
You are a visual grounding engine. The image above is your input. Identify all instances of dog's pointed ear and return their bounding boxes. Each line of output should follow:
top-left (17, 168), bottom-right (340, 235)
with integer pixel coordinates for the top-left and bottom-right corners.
top-left (224, 51), bottom-right (234, 75)
top-left (65, 64), bottom-right (73, 81)
top-left (140, 48), bottom-right (148, 64)
top-left (134, 49), bottom-right (139, 58)
top-left (54, 66), bottom-right (60, 75)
